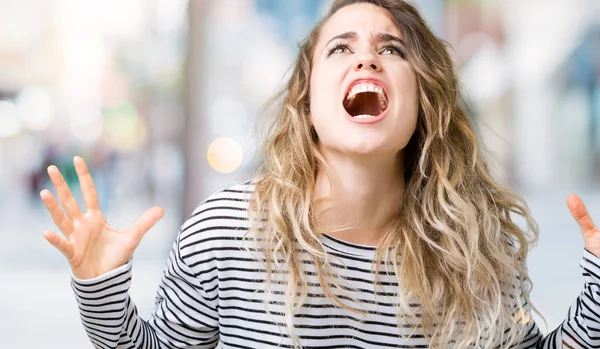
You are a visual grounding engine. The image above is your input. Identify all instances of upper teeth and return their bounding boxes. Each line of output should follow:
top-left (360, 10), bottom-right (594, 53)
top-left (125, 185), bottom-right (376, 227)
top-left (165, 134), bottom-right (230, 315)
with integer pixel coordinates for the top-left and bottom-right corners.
top-left (345, 82), bottom-right (388, 106)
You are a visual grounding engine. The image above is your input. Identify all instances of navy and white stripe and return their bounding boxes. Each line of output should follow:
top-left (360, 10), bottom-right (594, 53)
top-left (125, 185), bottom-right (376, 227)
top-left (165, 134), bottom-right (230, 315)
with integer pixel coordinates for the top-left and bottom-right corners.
top-left (71, 181), bottom-right (600, 348)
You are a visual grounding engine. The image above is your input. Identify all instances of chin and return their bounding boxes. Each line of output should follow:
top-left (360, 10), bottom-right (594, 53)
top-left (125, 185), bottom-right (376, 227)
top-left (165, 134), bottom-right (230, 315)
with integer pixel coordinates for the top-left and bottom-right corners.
top-left (339, 144), bottom-right (390, 157)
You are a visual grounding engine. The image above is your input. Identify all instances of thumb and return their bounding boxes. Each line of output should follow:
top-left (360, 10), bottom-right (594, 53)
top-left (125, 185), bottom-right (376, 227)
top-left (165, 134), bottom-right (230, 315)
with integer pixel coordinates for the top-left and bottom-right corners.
top-left (567, 194), bottom-right (597, 237)
top-left (129, 207), bottom-right (164, 243)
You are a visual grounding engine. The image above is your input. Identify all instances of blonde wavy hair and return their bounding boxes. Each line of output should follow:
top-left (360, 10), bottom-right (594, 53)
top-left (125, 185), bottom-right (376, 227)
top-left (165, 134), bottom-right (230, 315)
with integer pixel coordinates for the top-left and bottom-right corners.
top-left (246, 0), bottom-right (540, 348)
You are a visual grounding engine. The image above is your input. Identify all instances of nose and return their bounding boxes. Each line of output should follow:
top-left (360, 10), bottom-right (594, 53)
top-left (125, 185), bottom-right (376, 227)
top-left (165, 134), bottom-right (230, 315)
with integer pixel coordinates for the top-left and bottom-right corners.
top-left (354, 56), bottom-right (382, 73)
top-left (357, 62), bottom-right (379, 71)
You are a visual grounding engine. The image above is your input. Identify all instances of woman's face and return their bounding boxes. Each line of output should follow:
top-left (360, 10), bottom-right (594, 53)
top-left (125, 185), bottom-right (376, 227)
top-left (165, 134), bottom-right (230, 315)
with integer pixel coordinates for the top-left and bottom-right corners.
top-left (310, 3), bottom-right (419, 158)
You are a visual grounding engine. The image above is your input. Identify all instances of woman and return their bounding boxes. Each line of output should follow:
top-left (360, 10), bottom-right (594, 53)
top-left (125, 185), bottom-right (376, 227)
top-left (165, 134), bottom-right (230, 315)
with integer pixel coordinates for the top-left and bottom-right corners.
top-left (41, 0), bottom-right (600, 348)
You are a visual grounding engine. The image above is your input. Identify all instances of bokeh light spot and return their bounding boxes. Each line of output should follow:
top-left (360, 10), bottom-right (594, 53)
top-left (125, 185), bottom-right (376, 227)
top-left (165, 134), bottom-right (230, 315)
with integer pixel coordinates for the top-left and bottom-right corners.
top-left (207, 137), bottom-right (243, 174)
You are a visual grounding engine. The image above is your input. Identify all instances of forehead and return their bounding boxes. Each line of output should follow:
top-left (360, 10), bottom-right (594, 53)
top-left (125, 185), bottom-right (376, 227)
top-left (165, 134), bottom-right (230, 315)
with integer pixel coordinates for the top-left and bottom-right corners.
top-left (320, 3), bottom-right (402, 40)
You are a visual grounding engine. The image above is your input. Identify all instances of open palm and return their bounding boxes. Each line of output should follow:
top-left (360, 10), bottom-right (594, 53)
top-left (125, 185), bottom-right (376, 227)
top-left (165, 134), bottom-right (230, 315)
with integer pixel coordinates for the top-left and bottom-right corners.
top-left (41, 156), bottom-right (164, 279)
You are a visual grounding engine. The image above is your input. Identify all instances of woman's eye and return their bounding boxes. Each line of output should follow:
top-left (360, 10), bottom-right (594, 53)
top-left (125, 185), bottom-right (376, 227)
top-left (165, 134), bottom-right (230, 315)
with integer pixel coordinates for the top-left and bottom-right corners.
top-left (328, 44), bottom-right (351, 56)
top-left (380, 46), bottom-right (404, 57)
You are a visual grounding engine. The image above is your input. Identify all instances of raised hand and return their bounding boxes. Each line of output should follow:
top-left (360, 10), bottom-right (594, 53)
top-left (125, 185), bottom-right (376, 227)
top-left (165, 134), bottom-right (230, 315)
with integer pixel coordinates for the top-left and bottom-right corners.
top-left (567, 194), bottom-right (600, 259)
top-left (41, 156), bottom-right (164, 279)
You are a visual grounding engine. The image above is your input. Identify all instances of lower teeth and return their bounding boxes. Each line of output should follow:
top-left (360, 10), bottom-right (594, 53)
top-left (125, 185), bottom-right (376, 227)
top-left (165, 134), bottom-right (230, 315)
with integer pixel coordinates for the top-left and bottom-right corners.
top-left (354, 114), bottom-right (376, 119)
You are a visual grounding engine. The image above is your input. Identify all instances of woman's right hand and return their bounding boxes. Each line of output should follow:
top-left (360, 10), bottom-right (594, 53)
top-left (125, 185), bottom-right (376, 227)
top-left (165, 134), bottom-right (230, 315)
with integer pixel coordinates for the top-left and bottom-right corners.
top-left (41, 156), bottom-right (164, 280)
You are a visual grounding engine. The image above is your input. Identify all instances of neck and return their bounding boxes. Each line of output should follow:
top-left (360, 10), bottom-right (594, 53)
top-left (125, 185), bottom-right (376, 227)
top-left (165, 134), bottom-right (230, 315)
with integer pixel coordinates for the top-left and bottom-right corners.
top-left (313, 148), bottom-right (405, 246)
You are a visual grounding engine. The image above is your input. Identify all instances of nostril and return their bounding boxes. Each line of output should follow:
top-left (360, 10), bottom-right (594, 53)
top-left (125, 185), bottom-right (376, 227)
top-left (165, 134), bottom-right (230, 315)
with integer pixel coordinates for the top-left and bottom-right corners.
top-left (357, 63), bottom-right (379, 70)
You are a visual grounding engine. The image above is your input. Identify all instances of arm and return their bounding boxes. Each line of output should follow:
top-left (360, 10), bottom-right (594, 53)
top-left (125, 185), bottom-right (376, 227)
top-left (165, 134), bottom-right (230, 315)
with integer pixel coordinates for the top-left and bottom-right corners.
top-left (516, 249), bottom-right (600, 348)
top-left (39, 157), bottom-right (220, 348)
top-left (71, 234), bottom-right (219, 349)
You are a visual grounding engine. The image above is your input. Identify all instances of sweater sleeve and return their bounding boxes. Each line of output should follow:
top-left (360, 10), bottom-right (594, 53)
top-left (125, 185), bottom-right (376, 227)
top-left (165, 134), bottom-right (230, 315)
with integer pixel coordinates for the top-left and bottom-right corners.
top-left (514, 249), bottom-right (600, 348)
top-left (71, 230), bottom-right (220, 349)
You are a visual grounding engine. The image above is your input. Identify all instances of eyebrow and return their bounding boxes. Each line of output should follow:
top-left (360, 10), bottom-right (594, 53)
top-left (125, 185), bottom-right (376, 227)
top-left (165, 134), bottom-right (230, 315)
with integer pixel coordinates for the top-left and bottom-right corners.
top-left (325, 31), bottom-right (405, 47)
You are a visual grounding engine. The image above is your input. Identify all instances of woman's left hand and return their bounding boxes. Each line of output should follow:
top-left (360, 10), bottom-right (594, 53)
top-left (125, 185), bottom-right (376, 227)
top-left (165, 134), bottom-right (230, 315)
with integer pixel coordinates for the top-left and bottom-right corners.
top-left (567, 194), bottom-right (600, 259)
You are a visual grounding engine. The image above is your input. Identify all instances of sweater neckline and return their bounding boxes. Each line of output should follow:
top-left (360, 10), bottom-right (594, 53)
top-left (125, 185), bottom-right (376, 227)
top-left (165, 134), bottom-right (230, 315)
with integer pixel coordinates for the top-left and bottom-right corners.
top-left (320, 233), bottom-right (378, 258)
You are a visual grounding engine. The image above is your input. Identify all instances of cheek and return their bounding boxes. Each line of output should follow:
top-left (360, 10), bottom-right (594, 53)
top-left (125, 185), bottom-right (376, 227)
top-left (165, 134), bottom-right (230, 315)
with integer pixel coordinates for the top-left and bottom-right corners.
top-left (398, 67), bottom-right (419, 97)
top-left (394, 69), bottom-right (419, 114)
top-left (309, 85), bottom-right (337, 139)
top-left (408, 70), bottom-right (420, 104)
top-left (310, 70), bottom-right (339, 118)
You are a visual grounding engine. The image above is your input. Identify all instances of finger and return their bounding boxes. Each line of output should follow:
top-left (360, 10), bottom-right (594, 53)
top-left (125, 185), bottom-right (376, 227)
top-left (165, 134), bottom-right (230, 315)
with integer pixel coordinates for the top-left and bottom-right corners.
top-left (40, 189), bottom-right (73, 237)
top-left (43, 230), bottom-right (75, 260)
top-left (47, 165), bottom-right (83, 219)
top-left (129, 207), bottom-right (165, 244)
top-left (567, 194), bottom-right (597, 235)
top-left (73, 156), bottom-right (100, 211)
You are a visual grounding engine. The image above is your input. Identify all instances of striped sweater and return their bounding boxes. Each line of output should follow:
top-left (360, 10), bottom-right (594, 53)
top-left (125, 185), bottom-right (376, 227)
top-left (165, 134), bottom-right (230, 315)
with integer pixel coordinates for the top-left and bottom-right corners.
top-left (71, 181), bottom-right (600, 348)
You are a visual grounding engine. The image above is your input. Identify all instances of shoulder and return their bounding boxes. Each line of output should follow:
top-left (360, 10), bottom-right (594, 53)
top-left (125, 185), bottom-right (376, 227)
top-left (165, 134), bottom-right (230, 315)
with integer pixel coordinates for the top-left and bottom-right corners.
top-left (177, 179), bottom-right (257, 257)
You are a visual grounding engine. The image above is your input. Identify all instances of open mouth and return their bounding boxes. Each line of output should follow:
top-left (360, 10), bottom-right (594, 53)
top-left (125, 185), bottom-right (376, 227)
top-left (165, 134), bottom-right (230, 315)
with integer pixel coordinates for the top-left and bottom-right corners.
top-left (343, 82), bottom-right (389, 119)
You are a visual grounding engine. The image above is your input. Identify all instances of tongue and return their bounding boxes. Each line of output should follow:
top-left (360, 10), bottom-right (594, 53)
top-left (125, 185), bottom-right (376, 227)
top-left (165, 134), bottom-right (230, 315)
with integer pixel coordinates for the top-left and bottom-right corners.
top-left (344, 92), bottom-right (384, 117)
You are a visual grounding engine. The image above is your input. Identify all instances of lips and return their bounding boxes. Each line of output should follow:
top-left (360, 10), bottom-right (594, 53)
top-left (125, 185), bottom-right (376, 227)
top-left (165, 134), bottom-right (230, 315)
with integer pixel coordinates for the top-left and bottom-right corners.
top-left (342, 78), bottom-right (389, 120)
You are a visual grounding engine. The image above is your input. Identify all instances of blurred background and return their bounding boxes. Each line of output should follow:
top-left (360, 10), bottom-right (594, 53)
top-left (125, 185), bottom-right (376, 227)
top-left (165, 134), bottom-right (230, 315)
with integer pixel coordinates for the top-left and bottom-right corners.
top-left (0, 0), bottom-right (599, 347)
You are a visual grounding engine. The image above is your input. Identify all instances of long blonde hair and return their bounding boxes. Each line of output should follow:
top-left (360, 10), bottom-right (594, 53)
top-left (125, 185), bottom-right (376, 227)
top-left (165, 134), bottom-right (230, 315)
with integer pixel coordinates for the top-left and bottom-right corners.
top-left (246, 0), bottom-right (540, 347)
